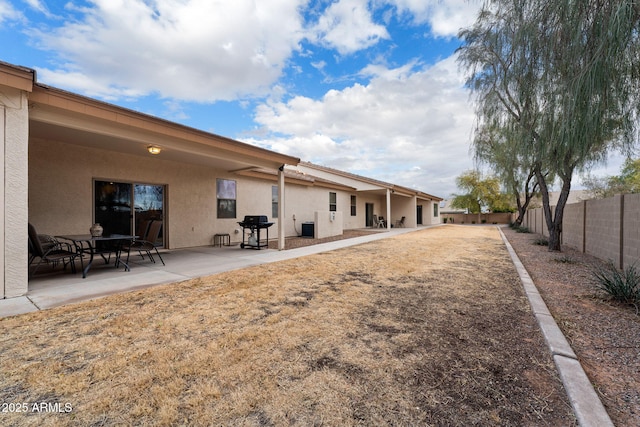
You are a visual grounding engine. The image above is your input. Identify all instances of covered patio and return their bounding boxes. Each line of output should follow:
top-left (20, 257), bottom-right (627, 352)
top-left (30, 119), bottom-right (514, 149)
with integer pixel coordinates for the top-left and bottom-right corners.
top-left (1, 61), bottom-right (299, 300)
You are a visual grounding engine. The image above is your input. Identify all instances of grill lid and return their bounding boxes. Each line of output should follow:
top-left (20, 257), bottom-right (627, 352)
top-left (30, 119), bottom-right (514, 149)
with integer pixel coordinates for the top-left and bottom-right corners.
top-left (238, 215), bottom-right (274, 228)
top-left (241, 215), bottom-right (269, 225)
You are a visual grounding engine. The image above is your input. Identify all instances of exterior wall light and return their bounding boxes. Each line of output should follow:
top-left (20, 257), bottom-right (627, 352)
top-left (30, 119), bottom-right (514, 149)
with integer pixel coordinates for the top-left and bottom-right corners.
top-left (147, 145), bottom-right (161, 155)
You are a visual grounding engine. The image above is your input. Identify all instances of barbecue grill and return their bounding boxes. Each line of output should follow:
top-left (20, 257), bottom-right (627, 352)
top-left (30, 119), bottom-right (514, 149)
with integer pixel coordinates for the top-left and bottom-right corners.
top-left (238, 215), bottom-right (274, 249)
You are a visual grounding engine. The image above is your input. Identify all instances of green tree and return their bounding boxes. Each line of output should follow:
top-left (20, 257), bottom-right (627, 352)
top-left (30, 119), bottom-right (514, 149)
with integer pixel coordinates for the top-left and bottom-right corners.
top-left (458, 0), bottom-right (640, 251)
top-left (473, 122), bottom-right (539, 226)
top-left (583, 158), bottom-right (640, 198)
top-left (450, 170), bottom-right (509, 215)
top-left (619, 159), bottom-right (640, 193)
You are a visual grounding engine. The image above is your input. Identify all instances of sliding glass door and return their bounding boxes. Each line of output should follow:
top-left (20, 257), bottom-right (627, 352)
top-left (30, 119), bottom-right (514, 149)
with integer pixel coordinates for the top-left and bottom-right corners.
top-left (94, 180), bottom-right (165, 246)
top-left (134, 184), bottom-right (164, 245)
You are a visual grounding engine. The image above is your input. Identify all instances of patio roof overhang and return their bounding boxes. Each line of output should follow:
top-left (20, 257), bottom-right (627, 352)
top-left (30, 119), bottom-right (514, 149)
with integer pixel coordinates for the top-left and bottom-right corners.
top-left (297, 162), bottom-right (443, 201)
top-left (27, 83), bottom-right (300, 172)
top-left (236, 167), bottom-right (357, 192)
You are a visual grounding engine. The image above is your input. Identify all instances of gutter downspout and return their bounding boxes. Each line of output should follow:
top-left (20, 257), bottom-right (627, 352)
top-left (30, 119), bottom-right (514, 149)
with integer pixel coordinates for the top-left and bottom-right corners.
top-left (278, 165), bottom-right (286, 250)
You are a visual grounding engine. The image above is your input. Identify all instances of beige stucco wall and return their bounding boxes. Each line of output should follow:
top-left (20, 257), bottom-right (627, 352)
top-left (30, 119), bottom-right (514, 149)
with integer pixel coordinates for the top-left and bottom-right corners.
top-left (282, 184), bottom-right (334, 236)
top-left (29, 139), bottom-right (285, 248)
top-left (28, 138), bottom-right (436, 259)
top-left (2, 87), bottom-right (29, 298)
top-left (418, 200), bottom-right (440, 226)
top-left (315, 211), bottom-right (344, 239)
top-left (283, 185), bottom-right (389, 233)
top-left (390, 195), bottom-right (415, 227)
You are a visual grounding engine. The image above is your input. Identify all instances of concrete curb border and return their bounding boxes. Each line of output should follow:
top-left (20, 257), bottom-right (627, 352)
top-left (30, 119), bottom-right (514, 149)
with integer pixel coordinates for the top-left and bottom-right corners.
top-left (498, 227), bottom-right (613, 427)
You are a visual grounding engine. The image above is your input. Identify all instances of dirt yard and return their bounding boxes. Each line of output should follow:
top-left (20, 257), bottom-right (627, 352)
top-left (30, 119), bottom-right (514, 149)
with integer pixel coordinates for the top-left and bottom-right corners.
top-left (267, 229), bottom-right (379, 250)
top-left (1, 226), bottom-right (577, 426)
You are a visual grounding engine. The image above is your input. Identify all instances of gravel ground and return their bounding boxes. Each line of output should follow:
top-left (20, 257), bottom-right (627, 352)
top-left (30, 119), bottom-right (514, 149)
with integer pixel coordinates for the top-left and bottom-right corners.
top-left (267, 229), bottom-right (380, 249)
top-left (502, 226), bottom-right (640, 427)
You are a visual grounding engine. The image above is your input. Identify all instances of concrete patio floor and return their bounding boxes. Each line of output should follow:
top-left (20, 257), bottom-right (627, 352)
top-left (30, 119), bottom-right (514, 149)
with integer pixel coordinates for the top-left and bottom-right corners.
top-left (2, 227), bottom-right (420, 318)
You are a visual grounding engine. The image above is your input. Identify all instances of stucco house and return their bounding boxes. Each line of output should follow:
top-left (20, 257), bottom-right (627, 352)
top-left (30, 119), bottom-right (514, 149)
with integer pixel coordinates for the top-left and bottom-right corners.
top-left (1, 60), bottom-right (441, 300)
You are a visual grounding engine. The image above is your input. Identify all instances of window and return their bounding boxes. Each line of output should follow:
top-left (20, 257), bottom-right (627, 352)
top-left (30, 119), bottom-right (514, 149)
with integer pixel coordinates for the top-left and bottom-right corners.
top-left (329, 192), bottom-right (337, 212)
top-left (272, 186), bottom-right (278, 218)
top-left (350, 195), bottom-right (356, 216)
top-left (217, 179), bottom-right (236, 218)
top-left (434, 203), bottom-right (439, 217)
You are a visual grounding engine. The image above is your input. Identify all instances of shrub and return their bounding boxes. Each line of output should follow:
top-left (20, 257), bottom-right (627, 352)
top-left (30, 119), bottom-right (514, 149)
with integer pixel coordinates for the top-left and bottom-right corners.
top-left (592, 262), bottom-right (640, 306)
top-left (553, 255), bottom-right (576, 264)
top-left (515, 226), bottom-right (530, 233)
top-left (533, 237), bottom-right (549, 246)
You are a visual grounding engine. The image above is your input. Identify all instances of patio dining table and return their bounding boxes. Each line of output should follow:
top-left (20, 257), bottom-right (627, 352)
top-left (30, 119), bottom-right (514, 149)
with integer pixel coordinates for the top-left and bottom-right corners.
top-left (56, 234), bottom-right (137, 278)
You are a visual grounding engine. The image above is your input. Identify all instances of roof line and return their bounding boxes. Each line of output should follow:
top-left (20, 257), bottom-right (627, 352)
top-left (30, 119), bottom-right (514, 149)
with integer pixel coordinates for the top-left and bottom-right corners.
top-left (299, 161), bottom-right (442, 201)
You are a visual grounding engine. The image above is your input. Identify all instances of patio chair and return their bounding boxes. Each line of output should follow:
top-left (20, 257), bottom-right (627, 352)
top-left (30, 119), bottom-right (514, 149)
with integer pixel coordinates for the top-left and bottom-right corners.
top-left (28, 223), bottom-right (80, 277)
top-left (373, 215), bottom-right (384, 228)
top-left (136, 219), bottom-right (152, 242)
top-left (126, 220), bottom-right (165, 265)
top-left (394, 216), bottom-right (406, 228)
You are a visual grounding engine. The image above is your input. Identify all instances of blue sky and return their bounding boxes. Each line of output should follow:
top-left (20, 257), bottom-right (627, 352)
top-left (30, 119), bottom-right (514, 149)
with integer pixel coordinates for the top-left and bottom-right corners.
top-left (0, 0), bottom-right (626, 198)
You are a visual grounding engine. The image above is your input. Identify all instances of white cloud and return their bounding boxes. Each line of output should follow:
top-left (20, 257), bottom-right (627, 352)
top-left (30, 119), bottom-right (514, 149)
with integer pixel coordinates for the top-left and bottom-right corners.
top-left (30, 0), bottom-right (306, 102)
top-left (389, 0), bottom-right (482, 38)
top-left (23, 0), bottom-right (50, 16)
top-left (14, 0), bottom-right (482, 197)
top-left (246, 55), bottom-right (475, 197)
top-left (308, 0), bottom-right (390, 55)
top-left (0, 0), bottom-right (22, 23)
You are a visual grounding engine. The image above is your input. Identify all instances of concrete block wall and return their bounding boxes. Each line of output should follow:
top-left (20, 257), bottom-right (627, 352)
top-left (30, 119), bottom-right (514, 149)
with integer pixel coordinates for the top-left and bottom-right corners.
top-left (623, 194), bottom-right (640, 269)
top-left (562, 202), bottom-right (584, 251)
top-left (526, 207), bottom-right (546, 235)
top-left (584, 196), bottom-right (621, 266)
top-left (536, 208), bottom-right (544, 235)
top-left (444, 213), bottom-right (515, 224)
top-left (523, 194), bottom-right (639, 270)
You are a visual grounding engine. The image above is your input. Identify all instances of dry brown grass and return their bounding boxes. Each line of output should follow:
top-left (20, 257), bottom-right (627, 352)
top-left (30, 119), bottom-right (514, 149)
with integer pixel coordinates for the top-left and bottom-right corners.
top-left (0, 225), bottom-right (574, 426)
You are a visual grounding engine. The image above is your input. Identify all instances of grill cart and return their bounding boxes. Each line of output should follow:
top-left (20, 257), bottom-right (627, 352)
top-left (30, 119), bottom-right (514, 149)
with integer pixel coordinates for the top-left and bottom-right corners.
top-left (237, 215), bottom-right (274, 249)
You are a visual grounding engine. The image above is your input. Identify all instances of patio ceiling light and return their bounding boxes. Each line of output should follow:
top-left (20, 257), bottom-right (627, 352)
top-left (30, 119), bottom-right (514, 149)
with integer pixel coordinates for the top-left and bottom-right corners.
top-left (147, 145), bottom-right (162, 155)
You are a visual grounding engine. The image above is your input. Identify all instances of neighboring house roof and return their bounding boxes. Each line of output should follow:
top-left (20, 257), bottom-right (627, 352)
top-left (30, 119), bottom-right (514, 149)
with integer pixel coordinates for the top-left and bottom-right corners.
top-left (529, 189), bottom-right (593, 208)
top-left (439, 199), bottom-right (467, 214)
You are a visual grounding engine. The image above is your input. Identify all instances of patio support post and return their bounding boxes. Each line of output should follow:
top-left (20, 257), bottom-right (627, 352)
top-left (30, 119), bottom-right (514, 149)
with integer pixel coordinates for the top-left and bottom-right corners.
top-left (386, 189), bottom-right (391, 230)
top-left (1, 87), bottom-right (30, 298)
top-left (278, 165), bottom-right (286, 250)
